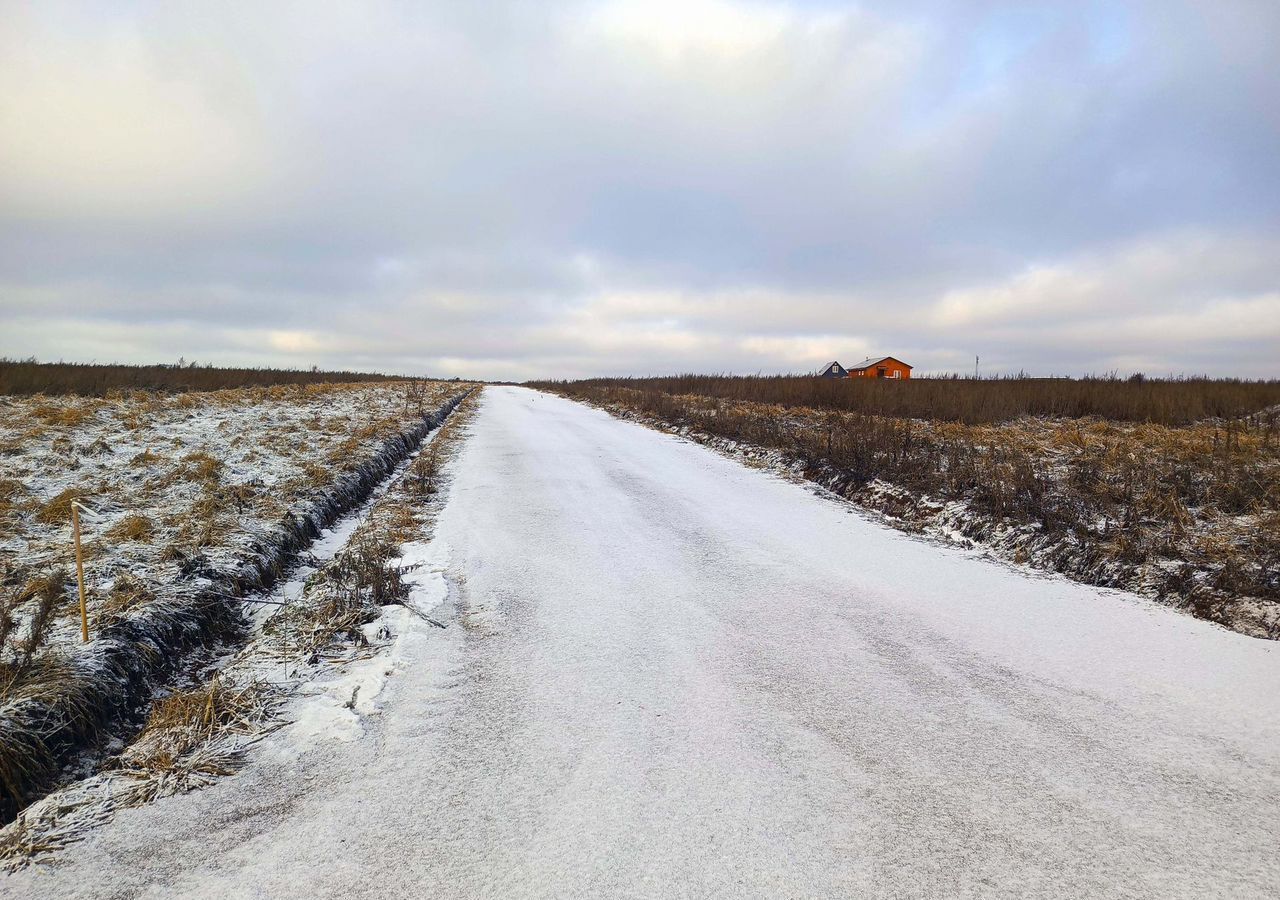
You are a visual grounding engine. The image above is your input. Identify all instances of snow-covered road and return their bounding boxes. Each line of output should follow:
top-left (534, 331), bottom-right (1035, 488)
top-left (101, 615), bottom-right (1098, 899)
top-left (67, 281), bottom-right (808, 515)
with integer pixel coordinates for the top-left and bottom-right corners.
top-left (11, 386), bottom-right (1280, 898)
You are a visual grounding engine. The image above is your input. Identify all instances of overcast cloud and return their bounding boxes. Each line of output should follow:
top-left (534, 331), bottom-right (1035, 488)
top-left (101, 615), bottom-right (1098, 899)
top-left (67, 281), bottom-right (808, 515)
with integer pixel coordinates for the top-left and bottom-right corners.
top-left (2, 0), bottom-right (1278, 378)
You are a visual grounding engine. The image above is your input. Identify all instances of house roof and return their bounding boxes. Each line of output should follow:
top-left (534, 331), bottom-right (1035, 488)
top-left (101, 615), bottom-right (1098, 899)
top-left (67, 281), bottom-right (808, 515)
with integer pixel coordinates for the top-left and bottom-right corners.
top-left (821, 361), bottom-right (845, 371)
top-left (845, 356), bottom-right (912, 371)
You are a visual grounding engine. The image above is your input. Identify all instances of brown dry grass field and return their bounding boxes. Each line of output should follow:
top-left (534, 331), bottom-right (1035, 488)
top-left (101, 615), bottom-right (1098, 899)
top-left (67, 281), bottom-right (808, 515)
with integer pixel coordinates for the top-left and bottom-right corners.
top-left (545, 374), bottom-right (1280, 426)
top-left (0, 359), bottom-right (404, 397)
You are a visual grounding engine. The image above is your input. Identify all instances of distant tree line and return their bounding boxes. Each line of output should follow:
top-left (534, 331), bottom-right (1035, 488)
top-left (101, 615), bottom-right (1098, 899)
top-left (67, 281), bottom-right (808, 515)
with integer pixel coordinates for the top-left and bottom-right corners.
top-left (0, 358), bottom-right (399, 396)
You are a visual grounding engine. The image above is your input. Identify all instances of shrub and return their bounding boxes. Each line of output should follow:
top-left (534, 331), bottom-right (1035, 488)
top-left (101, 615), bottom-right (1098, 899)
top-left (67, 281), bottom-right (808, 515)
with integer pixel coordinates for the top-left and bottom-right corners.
top-left (0, 359), bottom-right (398, 397)
top-left (530, 374), bottom-right (1280, 426)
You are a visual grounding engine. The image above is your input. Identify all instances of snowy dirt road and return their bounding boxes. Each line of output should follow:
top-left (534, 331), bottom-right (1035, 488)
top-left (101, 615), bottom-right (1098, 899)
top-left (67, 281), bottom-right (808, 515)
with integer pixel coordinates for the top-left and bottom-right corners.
top-left (9, 386), bottom-right (1280, 899)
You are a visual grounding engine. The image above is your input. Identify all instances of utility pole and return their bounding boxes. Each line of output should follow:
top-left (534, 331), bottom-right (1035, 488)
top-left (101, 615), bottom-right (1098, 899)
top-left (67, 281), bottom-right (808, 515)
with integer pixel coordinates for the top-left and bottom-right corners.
top-left (975, 355), bottom-right (979, 380)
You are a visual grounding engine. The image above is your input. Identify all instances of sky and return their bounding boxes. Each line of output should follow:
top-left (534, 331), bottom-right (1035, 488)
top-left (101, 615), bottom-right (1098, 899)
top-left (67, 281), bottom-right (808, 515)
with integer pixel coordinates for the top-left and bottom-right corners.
top-left (1, 0), bottom-right (1278, 380)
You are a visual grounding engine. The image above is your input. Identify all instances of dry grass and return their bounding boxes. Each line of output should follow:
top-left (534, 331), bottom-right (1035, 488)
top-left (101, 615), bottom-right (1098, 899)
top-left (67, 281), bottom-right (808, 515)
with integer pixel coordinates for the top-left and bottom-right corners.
top-left (105, 514), bottom-right (155, 544)
top-left (383, 502), bottom-right (421, 544)
top-left (0, 571), bottom-right (73, 819)
top-left (0, 675), bottom-right (278, 869)
top-left (325, 415), bottom-right (411, 469)
top-left (272, 527), bottom-right (408, 659)
top-left (176, 450), bottom-right (224, 484)
top-left (112, 678), bottom-right (276, 785)
top-left (0, 570), bottom-right (68, 698)
top-left (407, 442), bottom-right (444, 499)
top-left (94, 574), bottom-right (156, 626)
top-left (176, 496), bottom-right (228, 550)
top-left (33, 488), bottom-right (82, 526)
top-left (5, 389), bottom-right (465, 844)
top-left (0, 381), bottom-right (471, 831)
top-left (271, 390), bottom-right (478, 659)
top-left (81, 437), bottom-right (112, 457)
top-left (28, 403), bottom-right (96, 428)
top-left (532, 374), bottom-right (1280, 427)
top-left (0, 387), bottom-right (475, 861)
top-left (0, 478), bottom-right (24, 518)
top-left (0, 660), bottom-right (272, 868)
top-left (0, 359), bottom-right (397, 397)
top-left (128, 449), bottom-right (163, 468)
top-left (0, 716), bottom-right (57, 837)
top-left (300, 460), bottom-right (331, 484)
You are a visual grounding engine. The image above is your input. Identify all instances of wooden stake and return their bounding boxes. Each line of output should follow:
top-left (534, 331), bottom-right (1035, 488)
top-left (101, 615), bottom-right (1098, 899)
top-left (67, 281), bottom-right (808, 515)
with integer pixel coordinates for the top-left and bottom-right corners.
top-left (72, 502), bottom-right (89, 643)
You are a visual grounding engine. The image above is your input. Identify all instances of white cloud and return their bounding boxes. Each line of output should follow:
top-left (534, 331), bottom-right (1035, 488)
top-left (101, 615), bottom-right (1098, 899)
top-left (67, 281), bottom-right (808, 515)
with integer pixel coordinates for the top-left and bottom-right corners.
top-left (738, 334), bottom-right (872, 366)
top-left (585, 0), bottom-right (799, 59)
top-left (0, 7), bottom-right (269, 221)
top-left (928, 230), bottom-right (1280, 331)
top-left (0, 1), bottom-right (1278, 380)
top-left (266, 330), bottom-right (335, 354)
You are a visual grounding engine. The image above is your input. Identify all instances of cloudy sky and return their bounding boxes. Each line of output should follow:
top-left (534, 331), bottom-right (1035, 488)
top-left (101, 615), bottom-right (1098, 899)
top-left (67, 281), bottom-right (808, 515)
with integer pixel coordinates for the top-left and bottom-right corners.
top-left (2, 0), bottom-right (1278, 379)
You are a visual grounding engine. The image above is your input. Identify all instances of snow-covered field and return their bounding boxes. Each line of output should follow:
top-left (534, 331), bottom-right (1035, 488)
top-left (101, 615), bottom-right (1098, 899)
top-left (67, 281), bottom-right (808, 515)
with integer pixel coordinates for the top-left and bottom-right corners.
top-left (0, 381), bottom-right (468, 824)
top-left (4, 386), bottom-right (1279, 898)
top-left (0, 382), bottom-right (457, 648)
top-left (0, 394), bottom-right (478, 863)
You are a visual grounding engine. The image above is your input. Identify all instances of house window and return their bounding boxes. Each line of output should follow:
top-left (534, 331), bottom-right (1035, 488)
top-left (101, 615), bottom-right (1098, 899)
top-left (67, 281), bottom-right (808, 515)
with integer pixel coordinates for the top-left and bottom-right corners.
top-left (891, 370), bottom-right (901, 379)
top-left (877, 367), bottom-right (887, 378)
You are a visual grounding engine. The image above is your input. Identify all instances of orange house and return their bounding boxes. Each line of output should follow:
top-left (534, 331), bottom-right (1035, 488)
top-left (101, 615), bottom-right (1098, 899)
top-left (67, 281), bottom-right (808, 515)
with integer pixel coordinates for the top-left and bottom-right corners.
top-left (845, 356), bottom-right (912, 379)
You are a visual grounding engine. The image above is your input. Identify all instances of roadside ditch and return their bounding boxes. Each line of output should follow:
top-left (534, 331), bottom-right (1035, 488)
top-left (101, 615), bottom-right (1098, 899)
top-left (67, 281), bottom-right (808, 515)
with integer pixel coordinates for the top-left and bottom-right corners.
top-left (0, 389), bottom-right (471, 828)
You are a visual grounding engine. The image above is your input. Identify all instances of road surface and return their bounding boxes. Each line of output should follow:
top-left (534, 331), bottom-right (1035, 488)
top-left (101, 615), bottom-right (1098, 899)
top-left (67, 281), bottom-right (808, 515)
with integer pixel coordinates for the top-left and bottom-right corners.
top-left (9, 386), bottom-right (1280, 898)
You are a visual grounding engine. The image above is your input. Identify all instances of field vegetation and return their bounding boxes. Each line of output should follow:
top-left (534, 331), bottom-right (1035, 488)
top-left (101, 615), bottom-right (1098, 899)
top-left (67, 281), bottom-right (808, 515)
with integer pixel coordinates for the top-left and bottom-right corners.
top-left (0, 359), bottom-right (406, 397)
top-left (548, 374), bottom-right (1280, 426)
top-left (534, 376), bottom-right (1280, 637)
top-left (0, 379), bottom-right (470, 823)
top-left (0, 390), bottom-right (480, 867)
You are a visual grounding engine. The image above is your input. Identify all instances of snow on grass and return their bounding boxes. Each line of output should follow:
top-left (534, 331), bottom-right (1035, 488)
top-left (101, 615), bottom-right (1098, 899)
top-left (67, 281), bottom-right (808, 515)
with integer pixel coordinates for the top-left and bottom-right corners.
top-left (0, 388), bottom-right (479, 868)
top-left (261, 534), bottom-right (457, 758)
top-left (0, 382), bottom-right (469, 658)
top-left (0, 381), bottom-right (469, 824)
top-left (272, 540), bottom-right (453, 759)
